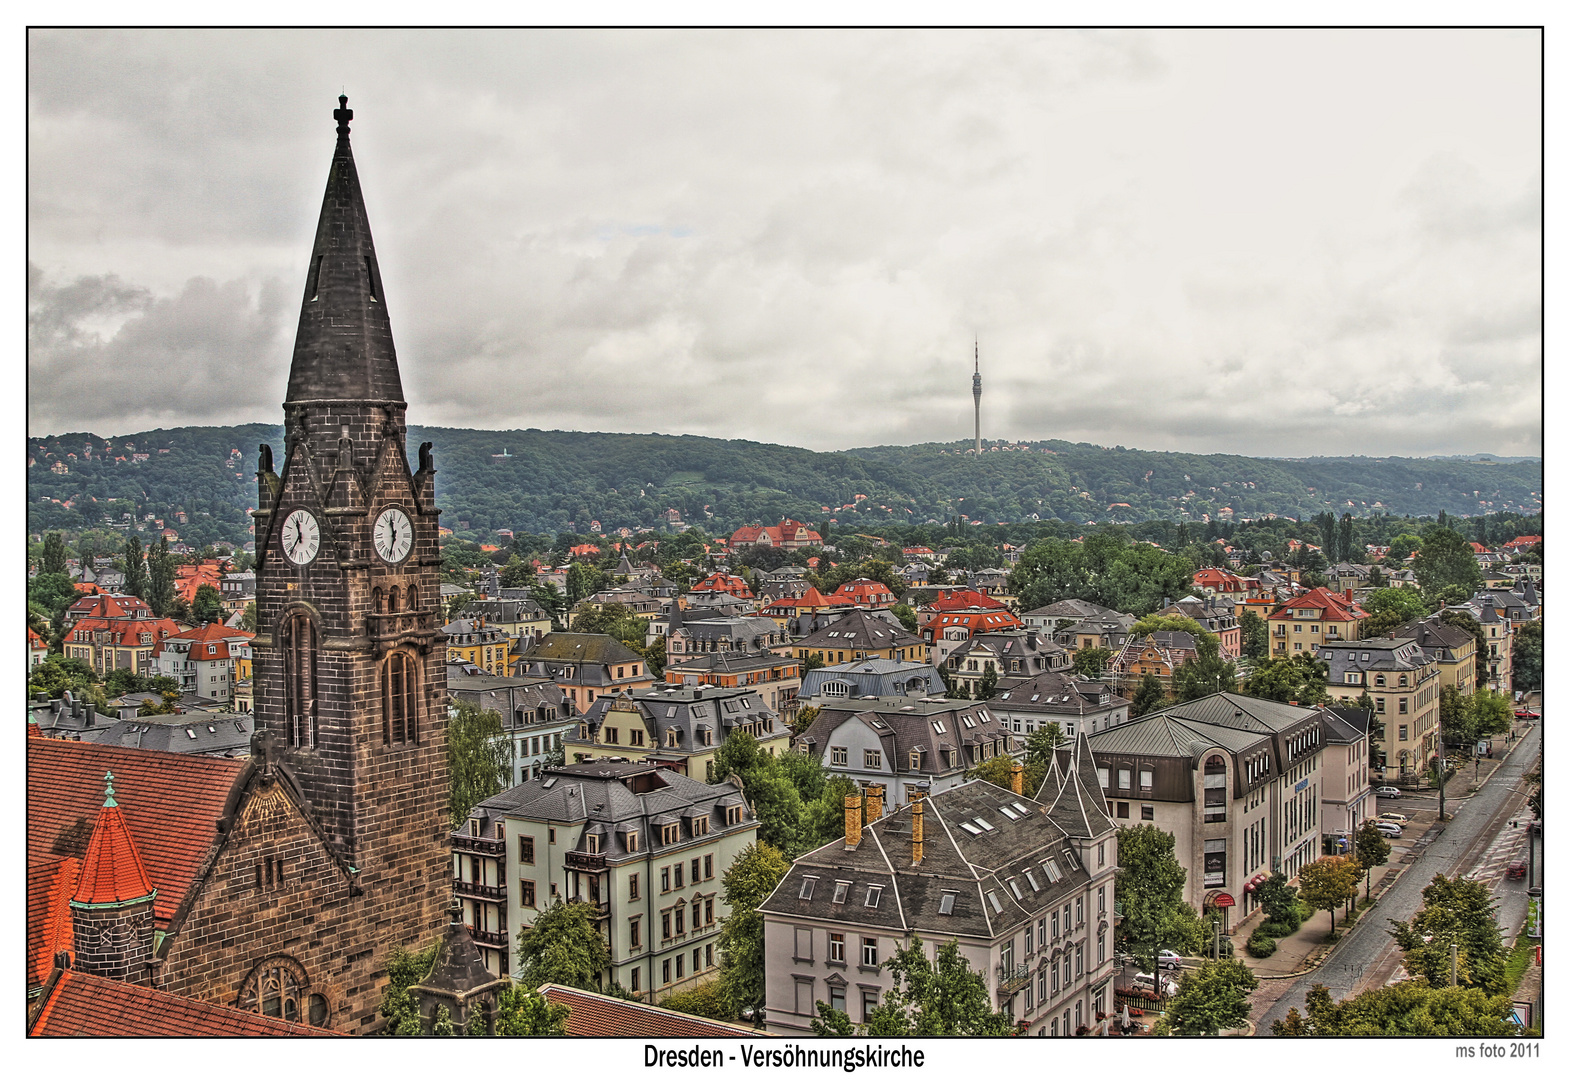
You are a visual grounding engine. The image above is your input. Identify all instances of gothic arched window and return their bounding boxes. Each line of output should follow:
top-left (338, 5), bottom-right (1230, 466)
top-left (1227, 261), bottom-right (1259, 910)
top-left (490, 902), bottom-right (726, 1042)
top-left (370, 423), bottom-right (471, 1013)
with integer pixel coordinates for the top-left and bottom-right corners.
top-left (388, 585), bottom-right (401, 613)
top-left (238, 957), bottom-right (327, 1026)
top-left (280, 612), bottom-right (318, 748)
top-left (383, 650), bottom-right (418, 745)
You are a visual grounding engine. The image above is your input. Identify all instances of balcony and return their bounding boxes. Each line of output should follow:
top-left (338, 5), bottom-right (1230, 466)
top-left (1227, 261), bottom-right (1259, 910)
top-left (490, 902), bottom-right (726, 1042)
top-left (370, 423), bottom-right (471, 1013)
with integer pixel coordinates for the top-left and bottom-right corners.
top-left (452, 834), bottom-right (505, 856)
top-left (470, 927), bottom-right (510, 948)
top-left (997, 962), bottom-right (1031, 994)
top-left (564, 850), bottom-right (606, 872)
top-left (454, 877), bottom-right (507, 901)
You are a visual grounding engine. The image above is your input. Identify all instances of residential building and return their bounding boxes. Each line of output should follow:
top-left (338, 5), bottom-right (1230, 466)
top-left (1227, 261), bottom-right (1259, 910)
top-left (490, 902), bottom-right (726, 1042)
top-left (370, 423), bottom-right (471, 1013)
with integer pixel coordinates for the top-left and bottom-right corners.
top-left (1265, 587), bottom-right (1368, 656)
top-left (989, 670), bottom-right (1130, 741)
top-left (443, 616), bottom-right (511, 676)
top-left (966, 568), bottom-right (1015, 605)
top-left (825, 577), bottom-right (899, 609)
top-left (577, 587), bottom-right (664, 623)
top-left (466, 596), bottom-right (555, 640)
top-left (571, 684), bottom-right (789, 780)
top-left (760, 743), bottom-right (1118, 1036)
top-left (1155, 596), bottom-right (1241, 659)
top-left (1108, 631), bottom-right (1200, 696)
top-left (729, 519), bottom-right (823, 550)
top-left (219, 571), bottom-right (256, 617)
top-left (663, 649), bottom-right (803, 721)
top-left (1049, 611), bottom-right (1137, 656)
top-left (688, 571), bottom-right (755, 601)
top-left (668, 616), bottom-right (788, 659)
top-left (28, 626), bottom-right (49, 670)
top-left (152, 623), bottom-right (254, 704)
top-left (1085, 692), bottom-right (1328, 926)
top-left (1022, 599), bottom-right (1117, 634)
top-left (794, 696), bottom-right (1014, 804)
top-left (1318, 707), bottom-right (1373, 840)
top-left (915, 588), bottom-right (1010, 633)
top-left (516, 632), bottom-right (659, 714)
top-left (1318, 637), bottom-right (1440, 779)
top-left (455, 761), bottom-right (758, 994)
top-left (943, 630), bottom-right (1069, 696)
top-left (75, 713), bottom-right (257, 757)
top-left (1390, 617), bottom-right (1477, 694)
top-left (447, 662), bottom-right (576, 786)
top-left (792, 608), bottom-right (927, 666)
top-left (798, 658), bottom-right (944, 705)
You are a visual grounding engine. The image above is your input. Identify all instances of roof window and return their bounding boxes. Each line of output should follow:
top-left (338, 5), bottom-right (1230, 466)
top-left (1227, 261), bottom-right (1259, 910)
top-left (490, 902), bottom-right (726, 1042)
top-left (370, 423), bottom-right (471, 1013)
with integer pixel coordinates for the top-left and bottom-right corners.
top-left (998, 806), bottom-right (1019, 821)
top-left (987, 890), bottom-right (1003, 913)
top-left (799, 876), bottom-right (817, 900)
top-left (939, 891), bottom-right (957, 915)
top-left (1024, 870), bottom-right (1040, 891)
top-left (973, 818), bottom-right (994, 831)
top-left (864, 886), bottom-right (883, 908)
top-left (832, 881), bottom-right (850, 904)
top-left (958, 821), bottom-right (981, 835)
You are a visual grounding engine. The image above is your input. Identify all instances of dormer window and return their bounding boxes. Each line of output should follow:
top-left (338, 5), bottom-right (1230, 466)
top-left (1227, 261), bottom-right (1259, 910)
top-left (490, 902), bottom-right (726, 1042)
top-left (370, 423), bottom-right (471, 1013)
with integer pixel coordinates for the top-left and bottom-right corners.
top-left (586, 833), bottom-right (601, 855)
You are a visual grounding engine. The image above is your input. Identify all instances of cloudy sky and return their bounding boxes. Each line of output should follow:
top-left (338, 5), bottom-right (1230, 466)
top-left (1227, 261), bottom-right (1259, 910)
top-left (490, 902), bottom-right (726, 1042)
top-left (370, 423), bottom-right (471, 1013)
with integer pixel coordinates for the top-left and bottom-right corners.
top-left (27, 28), bottom-right (1543, 457)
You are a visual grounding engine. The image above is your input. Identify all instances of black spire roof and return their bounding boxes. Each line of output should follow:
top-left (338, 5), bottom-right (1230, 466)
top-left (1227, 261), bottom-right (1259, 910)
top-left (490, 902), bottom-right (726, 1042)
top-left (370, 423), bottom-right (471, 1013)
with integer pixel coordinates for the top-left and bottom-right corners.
top-left (285, 96), bottom-right (405, 407)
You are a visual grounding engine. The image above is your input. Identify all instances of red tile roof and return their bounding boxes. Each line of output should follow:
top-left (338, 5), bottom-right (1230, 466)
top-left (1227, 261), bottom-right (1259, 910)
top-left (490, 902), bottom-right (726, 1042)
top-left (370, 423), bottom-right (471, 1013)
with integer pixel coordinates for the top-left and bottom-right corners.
top-left (73, 780), bottom-right (156, 906)
top-left (827, 578), bottom-right (898, 607)
top-left (1266, 586), bottom-right (1368, 623)
top-left (922, 589), bottom-right (1006, 612)
top-left (538, 984), bottom-right (772, 1038)
top-left (30, 968), bottom-right (340, 1036)
top-left (27, 857), bottom-right (79, 993)
top-left (28, 740), bottom-right (241, 927)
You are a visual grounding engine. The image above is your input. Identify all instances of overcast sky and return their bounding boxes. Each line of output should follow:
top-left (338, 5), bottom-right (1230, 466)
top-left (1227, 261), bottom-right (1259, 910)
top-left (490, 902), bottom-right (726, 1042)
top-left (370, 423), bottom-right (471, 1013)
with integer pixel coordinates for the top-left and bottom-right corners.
top-left (27, 28), bottom-right (1543, 457)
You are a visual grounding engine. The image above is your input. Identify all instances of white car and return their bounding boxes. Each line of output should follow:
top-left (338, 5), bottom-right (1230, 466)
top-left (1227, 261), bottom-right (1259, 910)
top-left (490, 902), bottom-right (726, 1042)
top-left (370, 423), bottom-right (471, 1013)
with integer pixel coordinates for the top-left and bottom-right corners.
top-left (1157, 950), bottom-right (1184, 970)
top-left (1373, 820), bottom-right (1403, 839)
top-left (1374, 786), bottom-right (1402, 799)
top-left (1131, 971), bottom-right (1179, 995)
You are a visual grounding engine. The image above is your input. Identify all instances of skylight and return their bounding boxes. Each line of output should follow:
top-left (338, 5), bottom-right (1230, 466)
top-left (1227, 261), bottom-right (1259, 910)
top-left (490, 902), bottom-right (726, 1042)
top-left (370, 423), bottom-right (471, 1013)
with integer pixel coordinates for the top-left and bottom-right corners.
top-left (1012, 802), bottom-right (1031, 815)
top-left (1024, 870), bottom-right (1040, 891)
top-left (998, 806), bottom-right (1019, 821)
top-left (987, 890), bottom-right (1003, 913)
top-left (939, 892), bottom-right (957, 915)
top-left (833, 881), bottom-right (850, 903)
top-left (958, 821), bottom-right (982, 835)
top-left (1009, 878), bottom-right (1024, 899)
top-left (973, 818), bottom-right (994, 831)
top-left (799, 876), bottom-right (817, 900)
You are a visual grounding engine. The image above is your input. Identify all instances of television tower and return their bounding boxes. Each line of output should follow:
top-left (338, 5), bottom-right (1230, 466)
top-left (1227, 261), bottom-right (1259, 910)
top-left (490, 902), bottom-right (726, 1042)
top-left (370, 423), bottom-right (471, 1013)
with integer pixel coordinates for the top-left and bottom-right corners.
top-left (972, 341), bottom-right (982, 455)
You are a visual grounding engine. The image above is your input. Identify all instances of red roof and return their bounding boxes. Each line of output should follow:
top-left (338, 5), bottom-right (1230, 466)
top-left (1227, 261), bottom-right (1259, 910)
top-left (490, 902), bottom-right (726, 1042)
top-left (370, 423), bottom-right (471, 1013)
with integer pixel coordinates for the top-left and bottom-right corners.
top-left (692, 571), bottom-right (754, 599)
top-left (827, 578), bottom-right (898, 607)
top-left (28, 740), bottom-right (242, 927)
top-left (66, 614), bottom-right (182, 649)
top-left (73, 780), bottom-right (156, 906)
top-left (27, 857), bottom-right (79, 993)
top-left (538, 984), bottom-right (772, 1038)
top-left (29, 626), bottom-right (48, 649)
top-left (1266, 586), bottom-right (1369, 623)
top-left (923, 589), bottom-right (1006, 612)
top-left (66, 593), bottom-right (152, 621)
top-left (30, 968), bottom-right (339, 1036)
top-left (922, 608), bottom-right (1023, 639)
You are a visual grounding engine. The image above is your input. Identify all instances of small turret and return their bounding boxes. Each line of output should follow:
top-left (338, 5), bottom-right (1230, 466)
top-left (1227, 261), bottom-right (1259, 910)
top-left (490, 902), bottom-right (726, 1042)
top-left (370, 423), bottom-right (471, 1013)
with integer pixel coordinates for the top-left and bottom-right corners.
top-left (69, 772), bottom-right (157, 983)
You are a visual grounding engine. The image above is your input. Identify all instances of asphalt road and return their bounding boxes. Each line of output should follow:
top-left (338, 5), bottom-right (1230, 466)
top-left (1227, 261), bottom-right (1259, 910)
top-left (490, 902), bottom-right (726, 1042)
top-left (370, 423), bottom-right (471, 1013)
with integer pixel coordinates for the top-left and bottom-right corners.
top-left (1253, 721), bottom-right (1541, 1034)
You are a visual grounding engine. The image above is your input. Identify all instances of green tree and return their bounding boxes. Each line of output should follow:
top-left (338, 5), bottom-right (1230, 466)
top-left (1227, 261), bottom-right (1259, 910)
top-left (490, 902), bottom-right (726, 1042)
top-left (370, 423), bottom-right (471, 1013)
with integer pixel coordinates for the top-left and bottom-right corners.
top-left (1389, 874), bottom-right (1506, 993)
top-left (717, 841), bottom-right (791, 1020)
top-left (1129, 673), bottom-right (1165, 718)
top-left (492, 984), bottom-right (571, 1035)
top-left (240, 601), bottom-right (257, 632)
top-left (1162, 958), bottom-right (1259, 1035)
top-left (565, 561), bottom-right (607, 607)
top-left (1468, 689), bottom-right (1512, 740)
top-left (27, 571), bottom-right (79, 641)
top-left (1071, 645), bottom-right (1113, 678)
top-left (41, 532), bottom-right (69, 575)
top-left (1412, 527), bottom-right (1482, 599)
top-left (191, 583), bottom-right (224, 624)
top-left (889, 603), bottom-right (918, 632)
top-left (27, 654), bottom-right (106, 707)
top-left (658, 981), bottom-right (734, 1021)
top-left (1256, 872), bottom-right (1300, 933)
top-left (499, 555), bottom-right (533, 589)
top-left (1170, 632), bottom-right (1237, 702)
top-left (868, 936), bottom-right (1014, 1036)
top-left (147, 535), bottom-right (176, 617)
top-left (516, 900), bottom-right (611, 990)
top-left (1354, 819), bottom-right (1392, 901)
top-left (377, 940), bottom-right (440, 1035)
top-left (1510, 620), bottom-right (1542, 692)
top-left (122, 534), bottom-right (148, 600)
top-left (1362, 587), bottom-right (1431, 624)
top-left (1297, 855), bottom-right (1362, 932)
top-left (978, 661), bottom-right (999, 700)
top-left (1115, 824), bottom-right (1206, 981)
top-left (809, 1001), bottom-right (858, 1036)
top-left (1238, 610), bottom-right (1269, 661)
top-left (1245, 652), bottom-right (1329, 705)
top-left (1273, 982), bottom-right (1520, 1037)
top-left (530, 581), bottom-right (569, 630)
top-left (447, 699), bottom-right (514, 827)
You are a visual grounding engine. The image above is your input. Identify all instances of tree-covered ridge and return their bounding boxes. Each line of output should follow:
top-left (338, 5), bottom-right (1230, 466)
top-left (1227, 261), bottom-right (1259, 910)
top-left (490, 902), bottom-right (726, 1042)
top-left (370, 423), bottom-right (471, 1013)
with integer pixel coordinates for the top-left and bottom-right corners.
top-left (28, 423), bottom-right (1542, 547)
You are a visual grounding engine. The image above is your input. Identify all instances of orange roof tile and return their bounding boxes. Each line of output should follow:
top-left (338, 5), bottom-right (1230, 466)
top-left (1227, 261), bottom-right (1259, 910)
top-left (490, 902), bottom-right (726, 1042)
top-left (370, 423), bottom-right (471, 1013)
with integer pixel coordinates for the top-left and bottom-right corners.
top-left (27, 857), bottom-right (79, 992)
top-left (73, 775), bottom-right (156, 906)
top-left (30, 968), bottom-right (340, 1036)
top-left (923, 589), bottom-right (1006, 612)
top-left (539, 984), bottom-right (772, 1038)
top-left (28, 740), bottom-right (242, 927)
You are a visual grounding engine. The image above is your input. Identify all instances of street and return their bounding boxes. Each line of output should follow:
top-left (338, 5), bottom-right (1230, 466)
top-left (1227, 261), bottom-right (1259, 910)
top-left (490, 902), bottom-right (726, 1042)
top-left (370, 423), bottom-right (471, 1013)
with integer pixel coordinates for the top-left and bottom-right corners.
top-left (1253, 720), bottom-right (1541, 1034)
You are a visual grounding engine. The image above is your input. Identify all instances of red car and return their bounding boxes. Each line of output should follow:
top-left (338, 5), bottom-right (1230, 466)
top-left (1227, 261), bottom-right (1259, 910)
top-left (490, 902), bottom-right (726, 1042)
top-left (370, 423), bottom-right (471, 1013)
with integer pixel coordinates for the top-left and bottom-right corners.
top-left (1515, 710), bottom-right (1540, 720)
top-left (1506, 861), bottom-right (1527, 880)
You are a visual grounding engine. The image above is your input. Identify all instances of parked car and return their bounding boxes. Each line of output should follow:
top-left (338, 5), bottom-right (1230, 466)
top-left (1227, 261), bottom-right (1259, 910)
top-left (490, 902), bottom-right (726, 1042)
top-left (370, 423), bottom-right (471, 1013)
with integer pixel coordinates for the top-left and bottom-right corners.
top-left (1377, 812), bottom-right (1410, 826)
top-left (1515, 709), bottom-right (1540, 720)
top-left (1131, 972), bottom-right (1179, 996)
top-left (1374, 786), bottom-right (1402, 799)
top-left (1506, 861), bottom-right (1527, 880)
top-left (1373, 821), bottom-right (1404, 839)
top-left (1157, 950), bottom-right (1184, 970)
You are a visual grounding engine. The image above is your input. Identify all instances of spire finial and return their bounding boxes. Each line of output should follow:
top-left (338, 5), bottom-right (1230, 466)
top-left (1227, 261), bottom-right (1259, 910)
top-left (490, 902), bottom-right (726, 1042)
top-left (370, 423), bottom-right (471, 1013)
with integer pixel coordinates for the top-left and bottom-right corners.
top-left (102, 770), bottom-right (118, 808)
top-left (334, 94), bottom-right (353, 139)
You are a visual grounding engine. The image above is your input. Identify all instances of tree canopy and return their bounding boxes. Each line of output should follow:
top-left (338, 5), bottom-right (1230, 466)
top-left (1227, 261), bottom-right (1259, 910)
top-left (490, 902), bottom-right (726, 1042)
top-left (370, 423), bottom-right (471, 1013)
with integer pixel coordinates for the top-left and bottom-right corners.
top-left (1163, 959), bottom-right (1258, 1035)
top-left (1115, 824), bottom-right (1206, 978)
top-left (717, 841), bottom-right (792, 1020)
top-left (862, 936), bottom-right (1015, 1036)
top-left (447, 699), bottom-right (514, 827)
top-left (1246, 652), bottom-right (1329, 705)
top-left (516, 900), bottom-right (611, 990)
top-left (1389, 874), bottom-right (1507, 994)
top-left (1412, 527), bottom-right (1482, 599)
top-left (1296, 855), bottom-right (1362, 931)
top-left (1273, 982), bottom-right (1520, 1037)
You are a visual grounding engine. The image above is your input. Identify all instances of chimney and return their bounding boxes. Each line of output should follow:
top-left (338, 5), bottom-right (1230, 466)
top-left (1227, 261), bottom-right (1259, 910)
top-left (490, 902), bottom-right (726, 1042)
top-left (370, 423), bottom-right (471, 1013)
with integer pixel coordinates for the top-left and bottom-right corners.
top-left (1009, 761), bottom-right (1024, 795)
top-left (910, 787), bottom-right (926, 864)
top-left (1027, 630), bottom-right (1038, 649)
top-left (844, 792), bottom-right (863, 848)
top-left (1345, 588), bottom-right (1353, 603)
top-left (865, 783), bottom-right (884, 822)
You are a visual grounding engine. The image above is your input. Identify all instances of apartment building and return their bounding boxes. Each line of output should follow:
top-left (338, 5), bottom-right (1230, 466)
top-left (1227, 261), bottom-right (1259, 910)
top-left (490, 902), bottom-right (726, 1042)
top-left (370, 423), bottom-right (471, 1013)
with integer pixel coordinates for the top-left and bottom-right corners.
top-left (1318, 637), bottom-right (1440, 780)
top-left (1265, 587), bottom-right (1368, 656)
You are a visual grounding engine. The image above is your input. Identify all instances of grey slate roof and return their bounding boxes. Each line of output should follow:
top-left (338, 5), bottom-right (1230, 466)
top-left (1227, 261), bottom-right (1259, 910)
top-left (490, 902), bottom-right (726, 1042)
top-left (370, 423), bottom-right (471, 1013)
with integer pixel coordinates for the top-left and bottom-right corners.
top-left (795, 697), bottom-right (1011, 780)
top-left (759, 779), bottom-right (1100, 942)
top-left (76, 713), bottom-right (255, 757)
top-left (992, 670), bottom-right (1129, 717)
top-left (1041, 728), bottom-right (1116, 839)
top-left (799, 658), bottom-right (943, 700)
top-left (577, 684), bottom-right (782, 757)
top-left (519, 631), bottom-right (643, 665)
top-left (793, 608), bottom-right (923, 653)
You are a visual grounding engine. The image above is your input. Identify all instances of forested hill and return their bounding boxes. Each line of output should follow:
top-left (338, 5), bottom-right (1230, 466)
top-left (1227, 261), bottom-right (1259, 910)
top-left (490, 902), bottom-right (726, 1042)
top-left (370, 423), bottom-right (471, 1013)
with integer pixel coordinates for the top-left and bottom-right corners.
top-left (28, 425), bottom-right (1542, 547)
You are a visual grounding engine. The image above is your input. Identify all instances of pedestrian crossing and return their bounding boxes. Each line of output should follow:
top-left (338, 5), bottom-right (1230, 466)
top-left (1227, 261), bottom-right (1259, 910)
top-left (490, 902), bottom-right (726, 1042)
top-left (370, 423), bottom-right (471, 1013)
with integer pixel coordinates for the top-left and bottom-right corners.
top-left (1466, 824), bottom-right (1530, 888)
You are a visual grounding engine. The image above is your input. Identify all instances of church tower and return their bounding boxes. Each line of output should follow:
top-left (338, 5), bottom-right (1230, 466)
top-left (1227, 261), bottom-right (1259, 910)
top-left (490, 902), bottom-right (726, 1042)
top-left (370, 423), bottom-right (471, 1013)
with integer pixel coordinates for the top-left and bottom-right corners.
top-left (252, 94), bottom-right (449, 899)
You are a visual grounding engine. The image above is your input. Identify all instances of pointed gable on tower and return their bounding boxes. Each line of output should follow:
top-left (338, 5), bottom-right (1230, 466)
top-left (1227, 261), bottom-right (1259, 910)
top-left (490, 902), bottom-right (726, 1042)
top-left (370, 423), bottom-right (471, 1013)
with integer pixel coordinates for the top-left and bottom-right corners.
top-left (1045, 728), bottom-right (1115, 840)
top-left (72, 773), bottom-right (156, 908)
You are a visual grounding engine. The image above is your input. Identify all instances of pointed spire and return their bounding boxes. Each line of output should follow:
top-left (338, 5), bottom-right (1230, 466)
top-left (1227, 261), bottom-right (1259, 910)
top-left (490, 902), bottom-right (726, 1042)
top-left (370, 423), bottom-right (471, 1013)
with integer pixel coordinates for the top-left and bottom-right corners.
top-left (72, 774), bottom-right (155, 908)
top-left (285, 94), bottom-right (405, 413)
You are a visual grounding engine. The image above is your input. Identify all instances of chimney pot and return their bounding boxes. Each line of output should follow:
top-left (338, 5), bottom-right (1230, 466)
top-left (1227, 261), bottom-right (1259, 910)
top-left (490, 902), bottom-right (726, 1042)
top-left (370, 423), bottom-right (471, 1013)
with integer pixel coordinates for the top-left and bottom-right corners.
top-left (865, 783), bottom-right (885, 822)
top-left (911, 796), bottom-right (925, 864)
top-left (844, 793), bottom-right (863, 848)
top-left (1009, 761), bottom-right (1024, 796)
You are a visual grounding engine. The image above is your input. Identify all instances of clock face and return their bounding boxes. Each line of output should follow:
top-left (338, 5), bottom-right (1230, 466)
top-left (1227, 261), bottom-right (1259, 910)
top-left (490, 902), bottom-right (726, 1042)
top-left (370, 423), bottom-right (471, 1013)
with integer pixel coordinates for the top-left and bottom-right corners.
top-left (280, 509), bottom-right (320, 565)
top-left (374, 507), bottom-right (414, 564)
